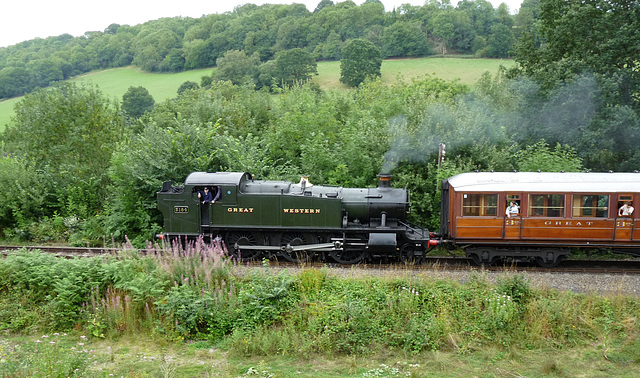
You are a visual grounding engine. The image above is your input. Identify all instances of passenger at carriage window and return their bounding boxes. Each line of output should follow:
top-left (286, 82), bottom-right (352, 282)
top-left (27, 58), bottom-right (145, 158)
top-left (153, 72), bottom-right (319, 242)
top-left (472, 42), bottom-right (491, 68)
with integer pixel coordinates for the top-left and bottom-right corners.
top-left (505, 201), bottom-right (520, 218)
top-left (618, 201), bottom-right (634, 217)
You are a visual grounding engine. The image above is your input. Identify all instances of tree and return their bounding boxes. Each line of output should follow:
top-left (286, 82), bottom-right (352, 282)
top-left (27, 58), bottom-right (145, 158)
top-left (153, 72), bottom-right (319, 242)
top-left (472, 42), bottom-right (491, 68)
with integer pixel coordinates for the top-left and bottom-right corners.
top-left (26, 58), bottom-right (64, 88)
top-left (274, 48), bottom-right (318, 87)
top-left (340, 39), bottom-right (382, 87)
top-left (382, 21), bottom-right (430, 58)
top-left (514, 0), bottom-right (640, 106)
top-left (0, 67), bottom-right (31, 99)
top-left (0, 147), bottom-right (48, 231)
top-left (2, 82), bottom-right (125, 221)
top-left (486, 23), bottom-right (514, 58)
top-left (214, 50), bottom-right (261, 86)
top-left (122, 86), bottom-right (155, 118)
top-left (275, 19), bottom-right (309, 51)
top-left (131, 27), bottom-right (183, 72)
top-left (430, 10), bottom-right (455, 54)
top-left (314, 0), bottom-right (334, 12)
top-left (321, 31), bottom-right (343, 60)
top-left (515, 141), bottom-right (582, 172)
top-left (177, 81), bottom-right (200, 95)
top-left (183, 39), bottom-right (215, 69)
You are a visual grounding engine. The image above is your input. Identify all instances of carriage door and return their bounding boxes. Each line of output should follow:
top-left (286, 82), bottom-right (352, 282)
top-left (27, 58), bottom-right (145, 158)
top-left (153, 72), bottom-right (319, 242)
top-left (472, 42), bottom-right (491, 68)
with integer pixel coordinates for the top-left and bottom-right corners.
top-left (615, 194), bottom-right (635, 241)
top-left (504, 194), bottom-right (522, 239)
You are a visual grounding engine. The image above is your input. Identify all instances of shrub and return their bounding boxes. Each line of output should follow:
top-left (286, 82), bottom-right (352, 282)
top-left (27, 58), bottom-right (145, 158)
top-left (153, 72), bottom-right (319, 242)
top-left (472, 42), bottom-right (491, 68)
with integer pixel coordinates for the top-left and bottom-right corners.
top-left (237, 261), bottom-right (298, 329)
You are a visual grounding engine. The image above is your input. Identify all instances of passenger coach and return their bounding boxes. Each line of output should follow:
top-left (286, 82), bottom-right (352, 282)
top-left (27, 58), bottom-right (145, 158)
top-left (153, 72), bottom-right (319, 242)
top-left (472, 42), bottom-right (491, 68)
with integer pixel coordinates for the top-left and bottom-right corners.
top-left (441, 172), bottom-right (640, 266)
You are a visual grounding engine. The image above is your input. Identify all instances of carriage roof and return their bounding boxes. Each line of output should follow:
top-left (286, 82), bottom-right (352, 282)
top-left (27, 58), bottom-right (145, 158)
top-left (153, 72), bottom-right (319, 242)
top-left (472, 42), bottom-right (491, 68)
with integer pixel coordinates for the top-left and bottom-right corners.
top-left (444, 172), bottom-right (640, 193)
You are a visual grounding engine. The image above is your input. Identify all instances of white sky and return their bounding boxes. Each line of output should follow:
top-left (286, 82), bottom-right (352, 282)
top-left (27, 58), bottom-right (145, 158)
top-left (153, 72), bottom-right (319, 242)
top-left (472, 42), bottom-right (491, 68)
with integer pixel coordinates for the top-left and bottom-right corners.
top-left (0, 0), bottom-right (522, 48)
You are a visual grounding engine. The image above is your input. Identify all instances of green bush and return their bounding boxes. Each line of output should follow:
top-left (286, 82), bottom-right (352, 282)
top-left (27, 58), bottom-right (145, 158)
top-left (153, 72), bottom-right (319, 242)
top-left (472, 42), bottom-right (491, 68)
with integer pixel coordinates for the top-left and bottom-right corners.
top-left (156, 283), bottom-right (237, 341)
top-left (237, 262), bottom-right (298, 329)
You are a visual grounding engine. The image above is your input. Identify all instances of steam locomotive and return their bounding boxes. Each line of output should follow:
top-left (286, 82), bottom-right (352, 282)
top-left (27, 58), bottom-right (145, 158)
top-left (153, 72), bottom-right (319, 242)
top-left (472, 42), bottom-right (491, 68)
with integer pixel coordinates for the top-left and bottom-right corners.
top-left (157, 172), bottom-right (437, 263)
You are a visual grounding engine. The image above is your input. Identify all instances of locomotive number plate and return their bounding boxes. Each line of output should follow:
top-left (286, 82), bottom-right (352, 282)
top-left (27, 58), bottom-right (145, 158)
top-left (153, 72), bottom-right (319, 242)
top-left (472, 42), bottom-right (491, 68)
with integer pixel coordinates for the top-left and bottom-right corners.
top-left (174, 206), bottom-right (189, 214)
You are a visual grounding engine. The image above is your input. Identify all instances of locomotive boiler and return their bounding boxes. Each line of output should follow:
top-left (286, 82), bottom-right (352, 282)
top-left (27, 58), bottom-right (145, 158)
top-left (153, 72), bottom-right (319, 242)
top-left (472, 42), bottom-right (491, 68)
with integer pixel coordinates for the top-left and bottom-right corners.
top-left (157, 172), bottom-right (437, 263)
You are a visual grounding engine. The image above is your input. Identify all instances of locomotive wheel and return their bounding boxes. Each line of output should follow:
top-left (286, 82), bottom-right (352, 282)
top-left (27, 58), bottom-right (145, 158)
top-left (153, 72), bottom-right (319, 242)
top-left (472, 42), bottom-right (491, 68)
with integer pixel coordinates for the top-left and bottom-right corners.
top-left (280, 232), bottom-right (316, 263)
top-left (400, 244), bottom-right (424, 265)
top-left (330, 249), bottom-right (365, 264)
top-left (226, 232), bottom-right (263, 261)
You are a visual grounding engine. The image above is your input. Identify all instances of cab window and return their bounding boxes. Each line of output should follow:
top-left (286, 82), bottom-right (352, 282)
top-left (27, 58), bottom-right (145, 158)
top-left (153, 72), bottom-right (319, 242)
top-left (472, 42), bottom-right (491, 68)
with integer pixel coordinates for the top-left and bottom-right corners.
top-left (463, 194), bottom-right (498, 216)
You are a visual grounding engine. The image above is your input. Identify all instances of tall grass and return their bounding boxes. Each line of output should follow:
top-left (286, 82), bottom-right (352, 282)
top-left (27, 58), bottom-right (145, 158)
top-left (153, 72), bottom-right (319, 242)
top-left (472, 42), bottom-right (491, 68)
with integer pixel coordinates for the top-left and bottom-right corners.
top-left (1, 246), bottom-right (639, 375)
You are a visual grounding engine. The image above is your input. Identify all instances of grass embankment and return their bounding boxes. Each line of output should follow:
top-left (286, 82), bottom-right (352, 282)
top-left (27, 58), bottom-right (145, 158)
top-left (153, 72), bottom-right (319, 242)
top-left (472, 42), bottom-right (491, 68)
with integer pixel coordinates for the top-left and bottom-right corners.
top-left (0, 240), bottom-right (638, 377)
top-left (0, 57), bottom-right (514, 133)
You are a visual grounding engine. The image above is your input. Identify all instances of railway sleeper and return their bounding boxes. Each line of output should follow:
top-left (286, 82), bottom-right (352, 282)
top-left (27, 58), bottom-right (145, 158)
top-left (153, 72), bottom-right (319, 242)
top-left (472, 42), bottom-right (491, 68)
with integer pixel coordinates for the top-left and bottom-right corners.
top-left (466, 247), bottom-right (570, 268)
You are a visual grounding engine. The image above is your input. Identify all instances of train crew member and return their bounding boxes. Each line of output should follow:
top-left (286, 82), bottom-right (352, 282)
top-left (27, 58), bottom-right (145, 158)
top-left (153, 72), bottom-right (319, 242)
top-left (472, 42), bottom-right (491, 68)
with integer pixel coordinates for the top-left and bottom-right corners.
top-left (198, 187), bottom-right (213, 204)
top-left (505, 201), bottom-right (519, 218)
top-left (618, 201), bottom-right (634, 217)
top-left (211, 186), bottom-right (221, 203)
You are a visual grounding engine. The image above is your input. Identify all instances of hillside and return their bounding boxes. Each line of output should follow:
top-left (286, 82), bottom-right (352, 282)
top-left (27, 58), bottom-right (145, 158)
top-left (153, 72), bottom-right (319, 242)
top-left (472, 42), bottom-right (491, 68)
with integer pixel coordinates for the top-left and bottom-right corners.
top-left (0, 57), bottom-right (514, 132)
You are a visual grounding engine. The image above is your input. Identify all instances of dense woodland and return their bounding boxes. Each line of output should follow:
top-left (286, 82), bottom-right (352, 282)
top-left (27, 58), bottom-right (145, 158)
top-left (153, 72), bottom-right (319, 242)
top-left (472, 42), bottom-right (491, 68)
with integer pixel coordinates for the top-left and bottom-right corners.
top-left (0, 0), bottom-right (638, 247)
top-left (0, 0), bottom-right (523, 99)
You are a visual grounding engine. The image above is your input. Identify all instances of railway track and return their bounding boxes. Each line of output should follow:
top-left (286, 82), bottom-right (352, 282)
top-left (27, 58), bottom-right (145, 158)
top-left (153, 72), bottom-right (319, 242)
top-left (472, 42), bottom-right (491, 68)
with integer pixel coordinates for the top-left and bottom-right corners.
top-left (0, 245), bottom-right (119, 258)
top-left (4, 245), bottom-right (639, 275)
top-left (265, 257), bottom-right (640, 275)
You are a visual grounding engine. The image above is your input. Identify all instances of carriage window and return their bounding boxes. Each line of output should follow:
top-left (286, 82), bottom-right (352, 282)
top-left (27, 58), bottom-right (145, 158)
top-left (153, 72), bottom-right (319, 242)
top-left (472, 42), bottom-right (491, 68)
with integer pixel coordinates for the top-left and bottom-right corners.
top-left (463, 194), bottom-right (498, 216)
top-left (506, 194), bottom-right (521, 218)
top-left (617, 195), bottom-right (634, 217)
top-left (529, 194), bottom-right (564, 217)
top-left (572, 195), bottom-right (609, 218)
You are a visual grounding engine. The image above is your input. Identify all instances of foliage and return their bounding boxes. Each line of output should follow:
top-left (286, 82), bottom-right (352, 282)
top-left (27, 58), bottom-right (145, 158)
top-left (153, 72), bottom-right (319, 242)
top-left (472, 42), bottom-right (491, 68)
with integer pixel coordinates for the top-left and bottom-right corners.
top-left (512, 0), bottom-right (639, 112)
top-left (273, 48), bottom-right (318, 88)
top-left (1, 82), bottom-right (126, 243)
top-left (1, 249), bottom-right (639, 372)
top-left (0, 333), bottom-right (92, 377)
top-left (121, 86), bottom-right (155, 118)
top-left (515, 140), bottom-right (583, 172)
top-left (0, 251), bottom-right (107, 328)
top-left (340, 39), bottom-right (382, 87)
top-left (0, 2), bottom-right (517, 100)
top-left (214, 50), bottom-right (261, 86)
top-left (382, 21), bottom-right (431, 58)
top-left (177, 80), bottom-right (199, 95)
top-left (236, 262), bottom-right (298, 329)
top-left (0, 146), bottom-right (48, 236)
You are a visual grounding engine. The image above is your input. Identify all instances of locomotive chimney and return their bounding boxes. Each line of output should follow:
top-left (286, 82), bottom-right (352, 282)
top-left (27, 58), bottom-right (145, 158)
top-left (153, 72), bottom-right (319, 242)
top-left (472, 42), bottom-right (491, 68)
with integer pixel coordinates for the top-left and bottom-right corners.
top-left (377, 174), bottom-right (391, 189)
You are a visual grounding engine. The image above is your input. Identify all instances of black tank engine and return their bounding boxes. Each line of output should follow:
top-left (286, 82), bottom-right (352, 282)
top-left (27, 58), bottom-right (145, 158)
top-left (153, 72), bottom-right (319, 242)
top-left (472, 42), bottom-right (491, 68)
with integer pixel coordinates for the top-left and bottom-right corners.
top-left (157, 172), bottom-right (436, 263)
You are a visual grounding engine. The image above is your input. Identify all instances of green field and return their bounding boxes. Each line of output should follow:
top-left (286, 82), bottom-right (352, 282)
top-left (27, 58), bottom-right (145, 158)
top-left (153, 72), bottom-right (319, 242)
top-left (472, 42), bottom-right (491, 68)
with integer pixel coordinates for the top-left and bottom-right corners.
top-left (0, 57), bottom-right (515, 132)
top-left (316, 56), bottom-right (515, 90)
